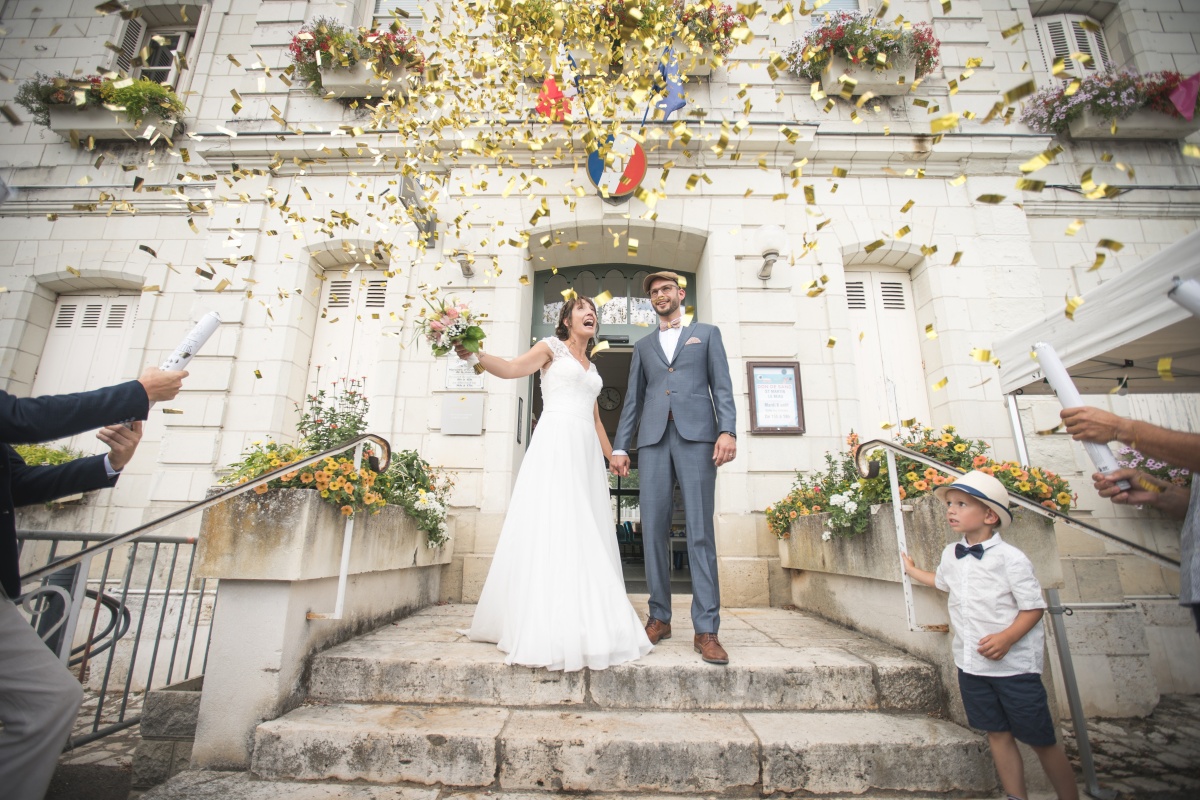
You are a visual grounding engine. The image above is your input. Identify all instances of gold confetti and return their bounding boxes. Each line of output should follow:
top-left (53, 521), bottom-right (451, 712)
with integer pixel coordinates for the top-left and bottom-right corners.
top-left (803, 185), bottom-right (815, 204)
top-left (832, 166), bottom-right (848, 178)
top-left (900, 200), bottom-right (915, 212)
top-left (976, 194), bottom-right (1005, 204)
top-left (590, 340), bottom-right (610, 357)
top-left (1088, 253), bottom-right (1106, 272)
top-left (1001, 22), bottom-right (1025, 39)
top-left (895, 225), bottom-right (911, 238)
top-left (969, 348), bottom-right (991, 362)
top-left (1065, 219), bottom-right (1085, 236)
top-left (66, 266), bottom-right (80, 277)
top-left (826, 337), bottom-right (837, 348)
top-left (1158, 357), bottom-right (1174, 381)
top-left (940, 0), bottom-right (951, 12)
top-left (932, 377), bottom-right (949, 391)
top-left (593, 290), bottom-right (613, 307)
top-left (931, 113), bottom-right (960, 133)
top-left (561, 288), bottom-right (577, 301)
top-left (518, 275), bottom-right (530, 285)
top-left (950, 251), bottom-right (963, 266)
top-left (139, 244), bottom-right (158, 258)
top-left (949, 174), bottom-right (967, 186)
top-left (1035, 424), bottom-right (1062, 436)
top-left (142, 285), bottom-right (160, 293)
top-left (864, 239), bottom-right (885, 253)
top-left (1003, 80), bottom-right (1037, 104)
top-left (1020, 146), bottom-right (1063, 174)
top-left (214, 278), bottom-right (231, 293)
top-left (1096, 239), bottom-right (1124, 251)
top-left (227, 54), bottom-right (241, 67)
top-left (627, 238), bottom-right (638, 257)
top-left (1065, 295), bottom-right (1084, 320)
top-left (880, 422), bottom-right (895, 430)
top-left (0, 105), bottom-right (20, 125)
top-left (1109, 376), bottom-right (1129, 395)
top-left (1135, 475), bottom-right (1165, 493)
top-left (161, 408), bottom-right (184, 415)
top-left (1015, 178), bottom-right (1045, 191)
top-left (1183, 144), bottom-right (1200, 159)
top-left (925, 324), bottom-right (938, 339)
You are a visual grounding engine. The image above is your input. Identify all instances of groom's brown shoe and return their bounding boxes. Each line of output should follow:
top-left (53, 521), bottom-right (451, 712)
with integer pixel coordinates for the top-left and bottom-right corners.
top-left (645, 618), bottom-right (672, 644)
top-left (694, 633), bottom-right (729, 665)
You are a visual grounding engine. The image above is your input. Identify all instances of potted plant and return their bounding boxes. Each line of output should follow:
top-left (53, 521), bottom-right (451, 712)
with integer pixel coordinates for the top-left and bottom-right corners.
top-left (1019, 70), bottom-right (1200, 140)
top-left (288, 17), bottom-right (425, 100)
top-left (767, 426), bottom-right (1075, 565)
top-left (220, 380), bottom-right (453, 548)
top-left (16, 73), bottom-right (184, 140)
top-left (783, 10), bottom-right (940, 97)
top-left (499, 0), bottom-right (613, 77)
top-left (675, 0), bottom-right (746, 76)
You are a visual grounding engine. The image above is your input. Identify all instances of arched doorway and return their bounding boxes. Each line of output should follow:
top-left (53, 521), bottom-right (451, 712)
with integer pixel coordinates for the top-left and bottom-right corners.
top-left (529, 264), bottom-right (698, 593)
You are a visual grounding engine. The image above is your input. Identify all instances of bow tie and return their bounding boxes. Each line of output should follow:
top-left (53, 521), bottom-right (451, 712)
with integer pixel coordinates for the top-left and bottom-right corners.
top-left (659, 317), bottom-right (683, 331)
top-left (955, 543), bottom-right (985, 560)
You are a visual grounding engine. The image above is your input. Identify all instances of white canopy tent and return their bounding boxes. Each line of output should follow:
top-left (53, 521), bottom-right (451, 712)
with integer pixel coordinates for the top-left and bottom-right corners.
top-left (996, 230), bottom-right (1200, 396)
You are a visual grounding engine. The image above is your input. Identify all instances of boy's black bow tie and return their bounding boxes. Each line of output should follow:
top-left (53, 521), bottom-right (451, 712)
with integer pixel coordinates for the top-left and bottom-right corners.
top-left (955, 543), bottom-right (985, 560)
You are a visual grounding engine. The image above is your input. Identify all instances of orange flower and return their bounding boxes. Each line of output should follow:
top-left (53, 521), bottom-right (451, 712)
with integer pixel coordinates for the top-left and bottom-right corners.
top-left (1042, 500), bottom-right (1057, 510)
top-left (972, 455), bottom-right (988, 467)
top-left (789, 510), bottom-right (797, 519)
top-left (913, 479), bottom-right (929, 491)
top-left (341, 462), bottom-right (355, 475)
top-left (898, 486), bottom-right (907, 499)
top-left (300, 472), bottom-right (314, 484)
top-left (811, 505), bottom-right (821, 512)
top-left (340, 505), bottom-right (354, 516)
top-left (282, 471), bottom-right (298, 482)
top-left (923, 467), bottom-right (937, 479)
top-left (314, 470), bottom-right (330, 482)
top-left (932, 475), bottom-right (947, 485)
top-left (980, 466), bottom-right (994, 476)
top-left (254, 484), bottom-right (269, 495)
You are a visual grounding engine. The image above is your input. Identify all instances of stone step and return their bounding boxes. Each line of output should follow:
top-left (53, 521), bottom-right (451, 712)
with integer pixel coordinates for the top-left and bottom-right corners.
top-left (251, 703), bottom-right (998, 795)
top-left (142, 770), bottom-right (1006, 800)
top-left (308, 604), bottom-right (940, 713)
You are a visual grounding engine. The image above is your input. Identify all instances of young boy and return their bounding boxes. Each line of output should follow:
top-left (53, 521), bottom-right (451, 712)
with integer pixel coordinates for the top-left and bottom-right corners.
top-left (902, 470), bottom-right (1078, 800)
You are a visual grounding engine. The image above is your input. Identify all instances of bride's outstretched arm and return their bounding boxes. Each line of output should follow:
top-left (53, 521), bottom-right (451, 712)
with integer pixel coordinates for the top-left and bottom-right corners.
top-left (455, 340), bottom-right (552, 379)
top-left (594, 401), bottom-right (614, 462)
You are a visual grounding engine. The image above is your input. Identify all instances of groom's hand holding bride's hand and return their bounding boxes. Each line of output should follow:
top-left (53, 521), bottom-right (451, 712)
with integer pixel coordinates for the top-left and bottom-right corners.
top-left (609, 454), bottom-right (630, 477)
top-left (712, 433), bottom-right (736, 467)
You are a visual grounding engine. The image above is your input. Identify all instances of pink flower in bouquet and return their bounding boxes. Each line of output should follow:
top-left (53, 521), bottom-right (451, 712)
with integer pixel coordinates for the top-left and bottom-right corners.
top-left (429, 319), bottom-right (444, 331)
top-left (445, 306), bottom-right (460, 319)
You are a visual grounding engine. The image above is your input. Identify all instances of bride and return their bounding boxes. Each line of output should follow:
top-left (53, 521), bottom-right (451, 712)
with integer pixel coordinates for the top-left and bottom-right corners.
top-left (455, 296), bottom-right (653, 672)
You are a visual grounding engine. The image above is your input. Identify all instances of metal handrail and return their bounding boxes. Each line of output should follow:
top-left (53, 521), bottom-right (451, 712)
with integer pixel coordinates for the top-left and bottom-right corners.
top-left (22, 434), bottom-right (392, 586)
top-left (853, 438), bottom-right (1180, 571)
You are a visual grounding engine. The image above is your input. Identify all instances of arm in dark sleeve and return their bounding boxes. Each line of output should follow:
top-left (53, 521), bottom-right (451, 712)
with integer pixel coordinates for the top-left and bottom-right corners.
top-left (6, 447), bottom-right (117, 506)
top-left (613, 344), bottom-right (646, 452)
top-left (706, 326), bottom-right (736, 435)
top-left (0, 381), bottom-right (149, 444)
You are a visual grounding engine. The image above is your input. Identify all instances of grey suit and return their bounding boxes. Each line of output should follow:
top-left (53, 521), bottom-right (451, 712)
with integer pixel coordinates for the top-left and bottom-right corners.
top-left (614, 322), bottom-right (735, 633)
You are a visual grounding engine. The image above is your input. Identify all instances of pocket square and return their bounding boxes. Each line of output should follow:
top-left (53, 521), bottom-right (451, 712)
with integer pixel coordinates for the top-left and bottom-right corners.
top-left (685, 337), bottom-right (702, 345)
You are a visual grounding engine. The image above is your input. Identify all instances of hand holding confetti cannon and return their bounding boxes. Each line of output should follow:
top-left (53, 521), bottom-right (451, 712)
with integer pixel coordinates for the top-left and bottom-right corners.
top-left (416, 297), bottom-right (487, 374)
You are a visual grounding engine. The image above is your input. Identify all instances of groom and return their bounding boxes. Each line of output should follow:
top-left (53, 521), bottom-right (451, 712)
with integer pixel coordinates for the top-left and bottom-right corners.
top-left (610, 271), bottom-right (737, 665)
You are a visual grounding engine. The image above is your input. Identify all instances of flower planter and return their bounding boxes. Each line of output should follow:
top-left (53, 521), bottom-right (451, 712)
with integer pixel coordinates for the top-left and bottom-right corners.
top-left (48, 105), bottom-right (176, 141)
top-left (517, 41), bottom-right (612, 78)
top-left (820, 54), bottom-right (916, 97)
top-left (197, 488), bottom-right (449, 581)
top-left (678, 42), bottom-right (715, 77)
top-left (778, 493), bottom-right (1062, 589)
top-left (319, 61), bottom-right (411, 99)
top-left (1067, 107), bottom-right (1200, 140)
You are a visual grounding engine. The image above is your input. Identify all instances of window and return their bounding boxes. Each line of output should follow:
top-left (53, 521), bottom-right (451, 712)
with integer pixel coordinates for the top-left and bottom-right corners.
top-left (32, 295), bottom-right (140, 452)
top-left (1034, 14), bottom-right (1113, 79)
top-left (374, 0), bottom-right (424, 31)
top-left (308, 270), bottom-right (392, 397)
top-left (845, 271), bottom-right (930, 433)
top-left (114, 4), bottom-right (202, 88)
top-left (812, 0), bottom-right (860, 14)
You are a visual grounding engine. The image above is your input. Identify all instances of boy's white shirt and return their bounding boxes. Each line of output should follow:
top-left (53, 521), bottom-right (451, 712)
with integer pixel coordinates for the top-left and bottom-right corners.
top-left (934, 533), bottom-right (1048, 677)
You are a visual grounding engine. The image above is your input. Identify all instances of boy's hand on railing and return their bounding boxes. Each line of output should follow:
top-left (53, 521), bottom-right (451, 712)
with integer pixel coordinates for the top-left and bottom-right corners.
top-left (98, 420), bottom-right (143, 471)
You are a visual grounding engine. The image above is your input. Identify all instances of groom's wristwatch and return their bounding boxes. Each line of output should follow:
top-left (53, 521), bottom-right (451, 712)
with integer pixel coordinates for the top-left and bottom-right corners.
top-left (722, 431), bottom-right (736, 439)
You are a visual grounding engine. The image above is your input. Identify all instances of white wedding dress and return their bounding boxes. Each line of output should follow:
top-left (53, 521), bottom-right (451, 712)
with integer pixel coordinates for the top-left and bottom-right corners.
top-left (465, 336), bottom-right (653, 672)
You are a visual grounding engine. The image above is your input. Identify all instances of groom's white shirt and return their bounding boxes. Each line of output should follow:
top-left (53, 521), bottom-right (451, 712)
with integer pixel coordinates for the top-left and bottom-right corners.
top-left (613, 316), bottom-right (683, 458)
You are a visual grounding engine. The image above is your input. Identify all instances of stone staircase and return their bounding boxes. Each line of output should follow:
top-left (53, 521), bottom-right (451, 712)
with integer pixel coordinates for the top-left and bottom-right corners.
top-left (144, 599), bottom-right (1000, 798)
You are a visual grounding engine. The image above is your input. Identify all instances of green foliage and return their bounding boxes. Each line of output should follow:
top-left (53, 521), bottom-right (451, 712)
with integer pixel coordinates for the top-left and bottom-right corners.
top-left (13, 442), bottom-right (86, 466)
top-left (783, 10), bottom-right (941, 84)
top-left (101, 78), bottom-right (186, 123)
top-left (15, 73), bottom-right (184, 128)
top-left (288, 16), bottom-right (425, 95)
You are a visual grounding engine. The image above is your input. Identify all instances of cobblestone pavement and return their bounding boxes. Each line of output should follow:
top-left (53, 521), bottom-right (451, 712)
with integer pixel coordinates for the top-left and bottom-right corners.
top-left (1062, 695), bottom-right (1200, 799)
top-left (48, 689), bottom-right (141, 800)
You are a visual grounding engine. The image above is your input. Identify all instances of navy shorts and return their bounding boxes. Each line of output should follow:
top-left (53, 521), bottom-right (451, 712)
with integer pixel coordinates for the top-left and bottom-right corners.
top-left (957, 669), bottom-right (1056, 747)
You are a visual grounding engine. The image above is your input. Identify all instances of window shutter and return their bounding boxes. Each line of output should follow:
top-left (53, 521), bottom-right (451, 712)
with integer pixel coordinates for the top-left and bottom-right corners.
top-left (374, 0), bottom-right (424, 31)
top-left (1035, 14), bottom-right (1112, 78)
top-left (365, 279), bottom-right (387, 308)
top-left (33, 295), bottom-right (140, 452)
top-left (326, 279), bottom-right (353, 308)
top-left (115, 17), bottom-right (147, 74)
top-left (308, 272), bottom-right (389, 392)
top-left (845, 280), bottom-right (867, 310)
top-left (879, 281), bottom-right (906, 310)
top-left (815, 0), bottom-right (860, 12)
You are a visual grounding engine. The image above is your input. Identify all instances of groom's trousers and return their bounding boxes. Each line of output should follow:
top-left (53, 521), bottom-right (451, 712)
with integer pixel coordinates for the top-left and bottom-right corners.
top-left (639, 421), bottom-right (720, 634)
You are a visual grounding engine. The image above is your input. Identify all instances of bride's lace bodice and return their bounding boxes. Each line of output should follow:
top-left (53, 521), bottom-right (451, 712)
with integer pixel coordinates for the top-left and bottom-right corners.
top-left (540, 337), bottom-right (602, 417)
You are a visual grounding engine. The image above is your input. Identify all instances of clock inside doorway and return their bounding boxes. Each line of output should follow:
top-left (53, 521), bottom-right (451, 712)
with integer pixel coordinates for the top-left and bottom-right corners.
top-left (598, 386), bottom-right (622, 410)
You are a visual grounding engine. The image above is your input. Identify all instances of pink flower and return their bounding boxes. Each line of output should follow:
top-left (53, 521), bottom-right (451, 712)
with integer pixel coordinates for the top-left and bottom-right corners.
top-left (444, 306), bottom-right (459, 319)
top-left (430, 320), bottom-right (445, 331)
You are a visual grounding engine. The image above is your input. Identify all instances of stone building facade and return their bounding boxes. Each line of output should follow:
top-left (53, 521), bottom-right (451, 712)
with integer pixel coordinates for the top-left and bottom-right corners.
top-left (2, 0), bottom-right (1198, 709)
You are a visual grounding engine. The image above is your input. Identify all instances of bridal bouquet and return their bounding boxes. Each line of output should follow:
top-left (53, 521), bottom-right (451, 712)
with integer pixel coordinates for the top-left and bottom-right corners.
top-left (416, 296), bottom-right (487, 374)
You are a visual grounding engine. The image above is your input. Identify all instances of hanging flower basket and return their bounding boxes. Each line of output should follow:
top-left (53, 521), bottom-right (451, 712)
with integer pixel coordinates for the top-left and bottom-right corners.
top-left (821, 54), bottom-right (916, 97)
top-left (289, 17), bottom-right (424, 99)
top-left (783, 11), bottom-right (940, 96)
top-left (16, 73), bottom-right (184, 140)
top-left (47, 105), bottom-right (176, 141)
top-left (319, 61), bottom-right (411, 99)
top-left (1020, 69), bottom-right (1200, 139)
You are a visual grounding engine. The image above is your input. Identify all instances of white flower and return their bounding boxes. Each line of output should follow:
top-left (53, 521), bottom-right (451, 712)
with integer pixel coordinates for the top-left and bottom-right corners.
top-left (844, 500), bottom-right (859, 514)
top-left (821, 530), bottom-right (833, 541)
top-left (830, 493), bottom-right (846, 507)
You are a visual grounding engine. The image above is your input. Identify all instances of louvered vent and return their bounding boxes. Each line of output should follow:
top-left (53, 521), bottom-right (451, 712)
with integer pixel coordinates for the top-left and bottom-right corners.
top-left (327, 280), bottom-right (353, 308)
top-left (846, 281), bottom-right (867, 310)
top-left (365, 280), bottom-right (387, 308)
top-left (880, 281), bottom-right (906, 310)
top-left (81, 304), bottom-right (104, 328)
top-left (54, 304), bottom-right (77, 328)
top-left (106, 304), bottom-right (129, 328)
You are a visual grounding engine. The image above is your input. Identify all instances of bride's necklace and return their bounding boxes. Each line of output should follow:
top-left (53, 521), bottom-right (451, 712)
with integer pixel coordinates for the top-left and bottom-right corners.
top-left (567, 340), bottom-right (590, 370)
